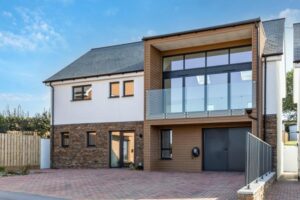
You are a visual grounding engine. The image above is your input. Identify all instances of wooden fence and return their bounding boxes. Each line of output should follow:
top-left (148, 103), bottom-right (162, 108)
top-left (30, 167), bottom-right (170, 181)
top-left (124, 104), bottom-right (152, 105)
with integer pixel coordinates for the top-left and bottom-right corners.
top-left (0, 133), bottom-right (40, 168)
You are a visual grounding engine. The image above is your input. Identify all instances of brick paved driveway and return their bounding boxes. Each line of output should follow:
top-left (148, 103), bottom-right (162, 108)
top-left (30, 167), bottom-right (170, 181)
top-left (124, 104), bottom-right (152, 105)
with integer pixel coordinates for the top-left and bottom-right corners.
top-left (266, 181), bottom-right (300, 200)
top-left (0, 169), bottom-right (244, 200)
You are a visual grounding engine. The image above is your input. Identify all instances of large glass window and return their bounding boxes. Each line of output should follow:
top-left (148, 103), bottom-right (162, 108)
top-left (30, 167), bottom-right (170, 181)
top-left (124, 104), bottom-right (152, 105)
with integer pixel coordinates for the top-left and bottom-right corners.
top-left (163, 56), bottom-right (184, 71)
top-left (185, 75), bottom-right (205, 112)
top-left (164, 78), bottom-right (183, 113)
top-left (207, 73), bottom-right (228, 111)
top-left (185, 53), bottom-right (205, 69)
top-left (207, 49), bottom-right (229, 67)
top-left (161, 130), bottom-right (172, 159)
top-left (230, 46), bottom-right (252, 64)
top-left (230, 70), bottom-right (252, 109)
top-left (72, 85), bottom-right (92, 101)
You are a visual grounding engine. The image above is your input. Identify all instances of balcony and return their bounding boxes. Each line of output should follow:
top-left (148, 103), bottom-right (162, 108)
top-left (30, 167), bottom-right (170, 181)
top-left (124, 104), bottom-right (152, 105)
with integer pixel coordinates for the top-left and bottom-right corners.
top-left (146, 81), bottom-right (256, 120)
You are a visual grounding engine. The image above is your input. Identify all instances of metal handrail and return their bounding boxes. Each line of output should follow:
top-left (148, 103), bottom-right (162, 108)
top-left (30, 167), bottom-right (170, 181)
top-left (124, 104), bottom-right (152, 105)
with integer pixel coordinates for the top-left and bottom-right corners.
top-left (245, 132), bottom-right (272, 189)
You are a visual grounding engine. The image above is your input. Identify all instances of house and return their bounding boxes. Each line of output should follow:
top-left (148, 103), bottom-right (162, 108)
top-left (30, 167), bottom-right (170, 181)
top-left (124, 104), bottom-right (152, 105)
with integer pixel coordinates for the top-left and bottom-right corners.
top-left (44, 18), bottom-right (286, 175)
top-left (293, 22), bottom-right (300, 178)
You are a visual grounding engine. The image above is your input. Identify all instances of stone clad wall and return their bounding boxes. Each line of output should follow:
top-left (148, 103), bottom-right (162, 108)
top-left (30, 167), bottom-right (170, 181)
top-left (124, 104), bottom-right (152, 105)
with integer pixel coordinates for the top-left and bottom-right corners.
top-left (52, 121), bottom-right (143, 168)
top-left (265, 114), bottom-right (277, 171)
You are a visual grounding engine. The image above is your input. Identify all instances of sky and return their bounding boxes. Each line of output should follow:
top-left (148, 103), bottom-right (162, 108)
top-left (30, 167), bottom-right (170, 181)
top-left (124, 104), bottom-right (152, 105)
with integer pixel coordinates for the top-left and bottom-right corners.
top-left (0, 0), bottom-right (300, 115)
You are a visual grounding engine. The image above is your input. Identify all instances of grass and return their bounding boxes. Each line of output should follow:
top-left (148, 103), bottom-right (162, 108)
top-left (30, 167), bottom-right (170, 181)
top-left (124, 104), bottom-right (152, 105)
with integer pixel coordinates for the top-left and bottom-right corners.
top-left (284, 141), bottom-right (298, 146)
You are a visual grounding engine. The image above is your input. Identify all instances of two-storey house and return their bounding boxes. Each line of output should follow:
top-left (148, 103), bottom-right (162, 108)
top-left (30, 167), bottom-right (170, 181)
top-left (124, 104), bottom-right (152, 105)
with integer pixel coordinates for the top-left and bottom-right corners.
top-left (44, 18), bottom-right (286, 175)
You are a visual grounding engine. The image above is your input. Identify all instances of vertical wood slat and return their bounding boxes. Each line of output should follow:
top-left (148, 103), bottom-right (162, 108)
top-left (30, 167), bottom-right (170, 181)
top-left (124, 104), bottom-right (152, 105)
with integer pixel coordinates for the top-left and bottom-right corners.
top-left (0, 133), bottom-right (40, 168)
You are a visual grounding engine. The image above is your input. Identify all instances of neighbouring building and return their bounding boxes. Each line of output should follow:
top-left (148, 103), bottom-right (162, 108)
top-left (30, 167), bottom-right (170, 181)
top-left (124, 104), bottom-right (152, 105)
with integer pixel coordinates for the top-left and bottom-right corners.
top-left (293, 22), bottom-right (300, 178)
top-left (44, 18), bottom-right (286, 175)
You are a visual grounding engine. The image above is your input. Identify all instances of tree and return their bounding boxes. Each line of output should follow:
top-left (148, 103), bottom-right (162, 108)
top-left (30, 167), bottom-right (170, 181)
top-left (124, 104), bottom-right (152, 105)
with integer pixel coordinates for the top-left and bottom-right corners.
top-left (283, 70), bottom-right (297, 121)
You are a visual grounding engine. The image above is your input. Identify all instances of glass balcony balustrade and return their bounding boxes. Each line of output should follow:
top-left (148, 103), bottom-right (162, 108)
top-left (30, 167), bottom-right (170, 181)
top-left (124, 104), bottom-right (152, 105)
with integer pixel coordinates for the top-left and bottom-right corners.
top-left (146, 81), bottom-right (255, 120)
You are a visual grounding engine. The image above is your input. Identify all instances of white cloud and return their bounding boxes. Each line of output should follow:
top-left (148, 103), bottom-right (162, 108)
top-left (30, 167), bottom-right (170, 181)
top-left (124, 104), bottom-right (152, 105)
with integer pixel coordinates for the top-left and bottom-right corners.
top-left (0, 93), bottom-right (49, 102)
top-left (2, 11), bottom-right (12, 18)
top-left (279, 8), bottom-right (300, 26)
top-left (104, 8), bottom-right (119, 16)
top-left (146, 29), bottom-right (156, 36)
top-left (0, 7), bottom-right (65, 51)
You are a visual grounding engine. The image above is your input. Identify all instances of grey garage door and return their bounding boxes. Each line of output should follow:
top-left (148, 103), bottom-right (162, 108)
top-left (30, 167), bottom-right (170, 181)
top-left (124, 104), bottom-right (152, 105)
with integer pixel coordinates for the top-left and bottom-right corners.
top-left (204, 127), bottom-right (250, 171)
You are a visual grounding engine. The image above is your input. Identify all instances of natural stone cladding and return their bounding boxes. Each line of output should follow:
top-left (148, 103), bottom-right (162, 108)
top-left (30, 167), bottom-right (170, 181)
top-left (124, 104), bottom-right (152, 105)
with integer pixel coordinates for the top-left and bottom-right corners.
top-left (264, 114), bottom-right (277, 171)
top-left (52, 121), bottom-right (143, 168)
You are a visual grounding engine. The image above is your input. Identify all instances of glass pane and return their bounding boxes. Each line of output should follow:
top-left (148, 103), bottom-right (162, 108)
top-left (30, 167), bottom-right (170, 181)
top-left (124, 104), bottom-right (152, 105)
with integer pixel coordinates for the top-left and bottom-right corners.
top-left (162, 150), bottom-right (172, 159)
top-left (207, 49), bottom-right (229, 67)
top-left (164, 78), bottom-right (183, 113)
top-left (207, 73), bottom-right (228, 110)
top-left (162, 131), bottom-right (172, 149)
top-left (185, 53), bottom-right (205, 69)
top-left (110, 83), bottom-right (119, 97)
top-left (73, 87), bottom-right (82, 100)
top-left (123, 132), bottom-right (134, 165)
top-left (124, 81), bottom-right (134, 96)
top-left (88, 132), bottom-right (96, 146)
top-left (163, 56), bottom-right (184, 71)
top-left (185, 75), bottom-right (205, 112)
top-left (110, 132), bottom-right (120, 167)
top-left (230, 46), bottom-right (252, 64)
top-left (62, 133), bottom-right (69, 146)
top-left (230, 70), bottom-right (252, 109)
top-left (83, 86), bottom-right (92, 100)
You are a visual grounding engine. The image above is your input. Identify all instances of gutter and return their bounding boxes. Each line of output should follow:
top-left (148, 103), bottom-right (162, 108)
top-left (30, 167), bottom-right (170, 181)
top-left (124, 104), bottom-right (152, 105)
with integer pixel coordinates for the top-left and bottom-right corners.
top-left (49, 83), bottom-right (55, 169)
top-left (256, 22), bottom-right (260, 138)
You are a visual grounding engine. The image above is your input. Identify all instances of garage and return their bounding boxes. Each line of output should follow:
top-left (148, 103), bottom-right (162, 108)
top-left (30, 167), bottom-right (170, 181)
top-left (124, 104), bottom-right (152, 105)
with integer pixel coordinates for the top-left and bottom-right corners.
top-left (203, 127), bottom-right (251, 171)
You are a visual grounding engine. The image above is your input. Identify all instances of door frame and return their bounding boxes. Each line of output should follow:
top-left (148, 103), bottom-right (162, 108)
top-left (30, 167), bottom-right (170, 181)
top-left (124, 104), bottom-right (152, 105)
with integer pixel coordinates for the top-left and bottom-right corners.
top-left (109, 130), bottom-right (135, 168)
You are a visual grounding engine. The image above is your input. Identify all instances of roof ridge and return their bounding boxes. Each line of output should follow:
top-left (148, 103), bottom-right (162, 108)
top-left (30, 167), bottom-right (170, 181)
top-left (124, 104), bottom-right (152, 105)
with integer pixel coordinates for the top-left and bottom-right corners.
top-left (262, 18), bottom-right (285, 23)
top-left (91, 41), bottom-right (142, 51)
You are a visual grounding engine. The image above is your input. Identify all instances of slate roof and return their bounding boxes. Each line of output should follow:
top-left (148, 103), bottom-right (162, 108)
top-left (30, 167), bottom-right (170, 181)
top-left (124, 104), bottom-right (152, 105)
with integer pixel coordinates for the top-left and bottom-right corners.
top-left (294, 23), bottom-right (300, 63)
top-left (44, 41), bottom-right (144, 83)
top-left (262, 18), bottom-right (285, 56)
top-left (45, 18), bottom-right (285, 83)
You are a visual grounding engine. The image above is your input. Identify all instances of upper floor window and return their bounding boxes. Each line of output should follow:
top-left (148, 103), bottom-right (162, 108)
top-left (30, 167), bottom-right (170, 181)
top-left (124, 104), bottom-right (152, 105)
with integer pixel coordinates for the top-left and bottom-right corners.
top-left (109, 82), bottom-right (120, 98)
top-left (161, 129), bottom-right (172, 159)
top-left (185, 52), bottom-right (205, 69)
top-left (61, 132), bottom-right (69, 148)
top-left (230, 46), bottom-right (252, 64)
top-left (73, 85), bottom-right (92, 101)
top-left (207, 49), bottom-right (229, 67)
top-left (87, 131), bottom-right (96, 147)
top-left (163, 55), bottom-right (184, 71)
top-left (123, 80), bottom-right (134, 97)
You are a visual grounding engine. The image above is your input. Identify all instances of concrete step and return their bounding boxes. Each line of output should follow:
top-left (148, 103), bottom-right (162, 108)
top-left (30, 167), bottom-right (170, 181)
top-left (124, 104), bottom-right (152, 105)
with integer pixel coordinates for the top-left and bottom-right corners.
top-left (279, 172), bottom-right (299, 181)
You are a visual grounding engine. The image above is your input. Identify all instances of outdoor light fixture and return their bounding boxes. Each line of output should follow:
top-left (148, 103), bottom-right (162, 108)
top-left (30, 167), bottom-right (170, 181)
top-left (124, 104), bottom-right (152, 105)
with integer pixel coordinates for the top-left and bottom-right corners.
top-left (245, 108), bottom-right (257, 120)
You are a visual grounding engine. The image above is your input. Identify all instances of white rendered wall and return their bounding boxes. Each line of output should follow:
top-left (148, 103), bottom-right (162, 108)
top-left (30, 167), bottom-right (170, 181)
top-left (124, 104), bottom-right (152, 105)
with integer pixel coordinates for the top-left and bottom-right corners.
top-left (52, 72), bottom-right (144, 125)
top-left (265, 56), bottom-right (285, 177)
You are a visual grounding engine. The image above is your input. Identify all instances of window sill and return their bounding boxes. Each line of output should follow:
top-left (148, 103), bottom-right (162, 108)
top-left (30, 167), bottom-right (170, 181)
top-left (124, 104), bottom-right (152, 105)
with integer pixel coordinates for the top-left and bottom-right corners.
top-left (108, 96), bottom-right (120, 99)
top-left (61, 146), bottom-right (69, 148)
top-left (123, 95), bottom-right (134, 97)
top-left (71, 99), bottom-right (91, 102)
top-left (87, 145), bottom-right (96, 148)
top-left (160, 158), bottom-right (172, 160)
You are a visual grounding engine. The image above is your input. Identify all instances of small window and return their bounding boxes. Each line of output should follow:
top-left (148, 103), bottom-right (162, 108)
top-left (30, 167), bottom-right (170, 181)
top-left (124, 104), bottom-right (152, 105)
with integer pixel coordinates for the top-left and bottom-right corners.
top-left (61, 132), bottom-right (69, 148)
top-left (123, 80), bottom-right (134, 97)
top-left (110, 82), bottom-right (120, 98)
top-left (72, 85), bottom-right (92, 101)
top-left (161, 130), bottom-right (172, 159)
top-left (87, 132), bottom-right (96, 147)
top-left (230, 46), bottom-right (252, 64)
top-left (207, 49), bottom-right (229, 67)
top-left (163, 55), bottom-right (184, 71)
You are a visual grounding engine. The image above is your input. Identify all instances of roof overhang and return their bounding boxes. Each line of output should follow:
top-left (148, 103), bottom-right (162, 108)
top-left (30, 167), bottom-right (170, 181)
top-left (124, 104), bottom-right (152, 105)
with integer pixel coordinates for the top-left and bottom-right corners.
top-left (143, 18), bottom-right (260, 51)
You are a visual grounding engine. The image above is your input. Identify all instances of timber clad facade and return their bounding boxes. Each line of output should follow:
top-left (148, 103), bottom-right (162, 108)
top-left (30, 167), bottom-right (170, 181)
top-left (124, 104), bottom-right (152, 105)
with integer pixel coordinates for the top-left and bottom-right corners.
top-left (45, 18), bottom-right (285, 174)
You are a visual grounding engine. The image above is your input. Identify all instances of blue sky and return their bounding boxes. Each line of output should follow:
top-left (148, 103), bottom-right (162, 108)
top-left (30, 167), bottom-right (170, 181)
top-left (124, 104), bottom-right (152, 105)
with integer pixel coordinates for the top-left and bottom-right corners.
top-left (0, 0), bottom-right (300, 115)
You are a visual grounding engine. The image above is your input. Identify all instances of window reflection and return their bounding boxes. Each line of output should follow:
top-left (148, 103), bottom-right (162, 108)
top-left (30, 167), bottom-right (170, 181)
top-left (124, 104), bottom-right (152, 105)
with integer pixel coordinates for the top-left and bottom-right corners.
top-left (230, 46), bottom-right (252, 64)
top-left (164, 78), bottom-right (183, 113)
top-left (207, 50), bottom-right (229, 67)
top-left (163, 56), bottom-right (184, 71)
top-left (185, 75), bottom-right (205, 112)
top-left (230, 70), bottom-right (252, 109)
top-left (207, 73), bottom-right (228, 110)
top-left (185, 53), bottom-right (205, 69)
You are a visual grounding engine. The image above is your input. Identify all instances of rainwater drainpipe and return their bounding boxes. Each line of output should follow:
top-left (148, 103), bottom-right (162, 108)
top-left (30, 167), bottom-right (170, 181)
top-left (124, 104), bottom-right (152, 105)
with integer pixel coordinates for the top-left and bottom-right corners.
top-left (255, 22), bottom-right (260, 138)
top-left (49, 82), bottom-right (55, 168)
